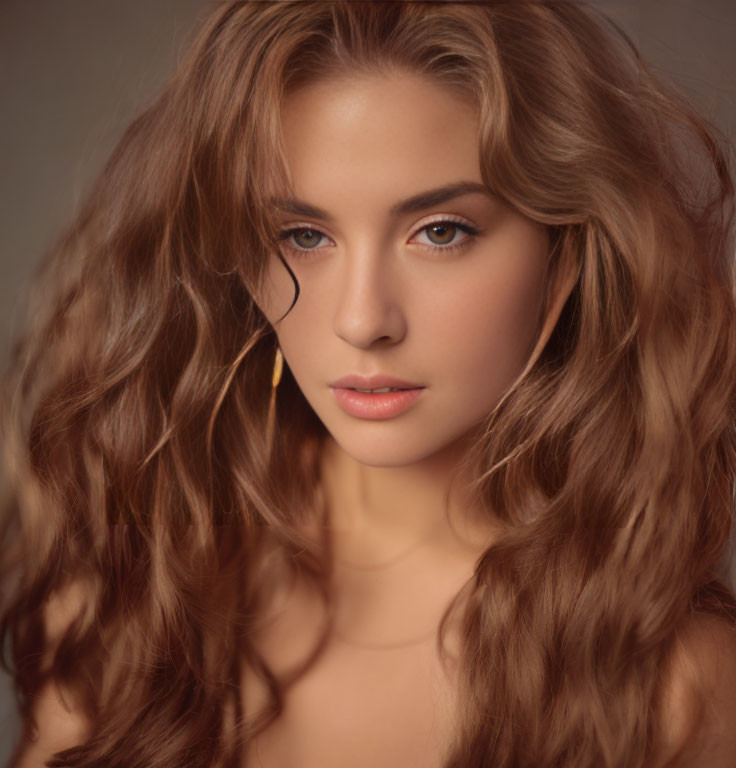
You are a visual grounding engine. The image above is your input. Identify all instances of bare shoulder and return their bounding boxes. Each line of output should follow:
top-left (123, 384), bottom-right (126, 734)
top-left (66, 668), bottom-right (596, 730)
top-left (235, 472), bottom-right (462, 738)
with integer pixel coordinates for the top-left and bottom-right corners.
top-left (653, 613), bottom-right (736, 767)
top-left (11, 579), bottom-right (94, 768)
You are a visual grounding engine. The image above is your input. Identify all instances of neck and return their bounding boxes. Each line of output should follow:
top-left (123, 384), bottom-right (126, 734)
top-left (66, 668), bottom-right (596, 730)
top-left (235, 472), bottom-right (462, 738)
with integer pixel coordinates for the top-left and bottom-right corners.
top-left (315, 430), bottom-right (498, 566)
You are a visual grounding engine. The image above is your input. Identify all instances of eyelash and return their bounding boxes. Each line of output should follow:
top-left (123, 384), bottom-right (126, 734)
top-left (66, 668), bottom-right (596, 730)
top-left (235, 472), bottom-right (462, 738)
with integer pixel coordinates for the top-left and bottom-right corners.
top-left (277, 217), bottom-right (478, 259)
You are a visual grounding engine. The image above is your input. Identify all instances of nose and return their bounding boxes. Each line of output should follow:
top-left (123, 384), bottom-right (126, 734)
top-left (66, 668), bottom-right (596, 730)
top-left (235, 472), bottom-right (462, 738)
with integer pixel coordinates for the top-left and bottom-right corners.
top-left (331, 244), bottom-right (407, 349)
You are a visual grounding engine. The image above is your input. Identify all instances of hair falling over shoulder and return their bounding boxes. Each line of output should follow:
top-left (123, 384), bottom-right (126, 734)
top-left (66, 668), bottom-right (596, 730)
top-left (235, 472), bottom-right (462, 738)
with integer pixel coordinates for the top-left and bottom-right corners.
top-left (1, 1), bottom-right (735, 766)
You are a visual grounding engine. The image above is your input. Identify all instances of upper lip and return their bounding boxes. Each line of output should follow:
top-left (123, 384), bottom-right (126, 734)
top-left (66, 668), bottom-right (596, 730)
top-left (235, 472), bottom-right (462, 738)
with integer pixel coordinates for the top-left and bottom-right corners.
top-left (330, 374), bottom-right (424, 390)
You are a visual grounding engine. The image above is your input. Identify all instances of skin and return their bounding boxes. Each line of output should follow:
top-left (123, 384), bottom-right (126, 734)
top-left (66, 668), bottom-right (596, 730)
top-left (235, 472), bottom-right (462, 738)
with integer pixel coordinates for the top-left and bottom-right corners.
top-left (245, 68), bottom-right (580, 764)
top-left (255, 68), bottom-right (571, 567)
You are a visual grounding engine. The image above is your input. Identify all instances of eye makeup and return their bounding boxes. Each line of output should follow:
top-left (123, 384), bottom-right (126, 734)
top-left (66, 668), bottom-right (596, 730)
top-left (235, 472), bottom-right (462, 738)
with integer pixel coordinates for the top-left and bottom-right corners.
top-left (278, 216), bottom-right (479, 260)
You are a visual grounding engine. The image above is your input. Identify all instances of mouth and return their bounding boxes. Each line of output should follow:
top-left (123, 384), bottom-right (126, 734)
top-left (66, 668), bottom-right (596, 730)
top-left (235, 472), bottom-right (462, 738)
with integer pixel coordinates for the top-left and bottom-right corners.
top-left (331, 386), bottom-right (425, 420)
top-left (329, 374), bottom-right (424, 390)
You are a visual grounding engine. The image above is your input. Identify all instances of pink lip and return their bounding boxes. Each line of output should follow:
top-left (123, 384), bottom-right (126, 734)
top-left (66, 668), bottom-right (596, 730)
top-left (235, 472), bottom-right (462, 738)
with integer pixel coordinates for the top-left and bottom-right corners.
top-left (329, 374), bottom-right (426, 420)
top-left (331, 387), bottom-right (425, 420)
top-left (330, 374), bottom-right (423, 389)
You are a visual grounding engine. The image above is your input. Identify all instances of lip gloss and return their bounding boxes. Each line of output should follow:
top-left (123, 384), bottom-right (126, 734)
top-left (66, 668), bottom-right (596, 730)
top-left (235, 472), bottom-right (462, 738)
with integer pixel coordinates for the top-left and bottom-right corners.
top-left (331, 387), bottom-right (424, 419)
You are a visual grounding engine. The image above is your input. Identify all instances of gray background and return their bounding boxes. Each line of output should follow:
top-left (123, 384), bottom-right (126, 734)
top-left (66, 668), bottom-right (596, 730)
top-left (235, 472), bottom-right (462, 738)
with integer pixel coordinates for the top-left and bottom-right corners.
top-left (1, 0), bottom-right (735, 759)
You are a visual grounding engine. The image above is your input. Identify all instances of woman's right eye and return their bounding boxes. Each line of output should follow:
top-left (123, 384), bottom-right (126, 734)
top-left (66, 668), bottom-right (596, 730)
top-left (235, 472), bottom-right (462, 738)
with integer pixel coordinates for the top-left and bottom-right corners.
top-left (278, 227), bottom-right (332, 255)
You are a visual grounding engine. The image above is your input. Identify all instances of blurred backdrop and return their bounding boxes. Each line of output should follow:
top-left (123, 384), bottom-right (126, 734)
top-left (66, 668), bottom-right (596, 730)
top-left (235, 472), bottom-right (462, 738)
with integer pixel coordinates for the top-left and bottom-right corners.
top-left (1, 0), bottom-right (735, 760)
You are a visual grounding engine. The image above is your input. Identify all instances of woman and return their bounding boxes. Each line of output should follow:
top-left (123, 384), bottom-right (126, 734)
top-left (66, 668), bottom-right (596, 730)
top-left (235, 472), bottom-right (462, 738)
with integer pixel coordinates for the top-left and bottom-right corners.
top-left (1, 1), bottom-right (735, 766)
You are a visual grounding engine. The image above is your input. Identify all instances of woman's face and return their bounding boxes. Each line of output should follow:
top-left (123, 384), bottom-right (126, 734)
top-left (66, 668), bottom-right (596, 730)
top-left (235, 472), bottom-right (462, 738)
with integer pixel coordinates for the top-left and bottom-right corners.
top-left (258, 69), bottom-right (551, 467)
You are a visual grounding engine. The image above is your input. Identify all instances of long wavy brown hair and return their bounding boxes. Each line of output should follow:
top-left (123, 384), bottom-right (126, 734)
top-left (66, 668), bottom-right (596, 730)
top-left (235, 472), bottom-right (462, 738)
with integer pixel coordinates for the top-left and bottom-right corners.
top-left (2, 1), bottom-right (735, 766)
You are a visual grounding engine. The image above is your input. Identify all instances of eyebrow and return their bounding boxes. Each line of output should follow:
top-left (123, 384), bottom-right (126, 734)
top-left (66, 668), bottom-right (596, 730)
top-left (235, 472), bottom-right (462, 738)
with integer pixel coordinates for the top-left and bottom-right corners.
top-left (271, 181), bottom-right (494, 223)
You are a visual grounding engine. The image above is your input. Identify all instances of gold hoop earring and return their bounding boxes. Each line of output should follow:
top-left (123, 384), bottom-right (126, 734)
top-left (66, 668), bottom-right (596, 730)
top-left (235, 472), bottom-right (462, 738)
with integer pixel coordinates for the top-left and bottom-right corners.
top-left (266, 345), bottom-right (283, 457)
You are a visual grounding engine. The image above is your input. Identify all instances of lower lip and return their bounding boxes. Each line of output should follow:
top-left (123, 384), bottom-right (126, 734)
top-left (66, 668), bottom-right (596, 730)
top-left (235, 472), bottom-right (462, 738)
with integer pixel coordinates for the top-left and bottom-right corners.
top-left (331, 387), bottom-right (425, 419)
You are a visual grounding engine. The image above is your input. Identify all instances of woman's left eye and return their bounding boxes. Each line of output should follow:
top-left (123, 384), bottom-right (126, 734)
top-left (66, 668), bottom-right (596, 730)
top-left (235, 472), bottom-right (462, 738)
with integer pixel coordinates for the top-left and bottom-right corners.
top-left (411, 220), bottom-right (478, 253)
top-left (278, 219), bottom-right (478, 257)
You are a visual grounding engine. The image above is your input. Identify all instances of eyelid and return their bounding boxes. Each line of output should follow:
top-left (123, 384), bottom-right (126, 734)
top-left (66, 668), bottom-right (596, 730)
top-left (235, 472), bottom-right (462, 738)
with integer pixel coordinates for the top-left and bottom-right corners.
top-left (414, 213), bottom-right (476, 229)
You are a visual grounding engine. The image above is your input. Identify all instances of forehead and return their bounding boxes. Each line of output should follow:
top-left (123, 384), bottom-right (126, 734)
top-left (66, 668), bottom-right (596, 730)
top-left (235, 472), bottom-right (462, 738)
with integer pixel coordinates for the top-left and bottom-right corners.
top-left (278, 70), bottom-right (482, 212)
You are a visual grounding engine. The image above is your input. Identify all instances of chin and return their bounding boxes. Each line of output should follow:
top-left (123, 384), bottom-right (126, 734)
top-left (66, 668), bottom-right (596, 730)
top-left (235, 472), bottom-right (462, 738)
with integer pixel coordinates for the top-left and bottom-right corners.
top-left (327, 427), bottom-right (454, 468)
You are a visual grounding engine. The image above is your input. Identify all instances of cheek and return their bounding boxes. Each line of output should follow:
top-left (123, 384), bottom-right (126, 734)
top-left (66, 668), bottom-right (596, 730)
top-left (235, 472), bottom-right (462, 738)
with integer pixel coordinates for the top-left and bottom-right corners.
top-left (425, 255), bottom-right (547, 390)
top-left (257, 261), bottom-right (323, 385)
top-left (255, 254), bottom-right (303, 325)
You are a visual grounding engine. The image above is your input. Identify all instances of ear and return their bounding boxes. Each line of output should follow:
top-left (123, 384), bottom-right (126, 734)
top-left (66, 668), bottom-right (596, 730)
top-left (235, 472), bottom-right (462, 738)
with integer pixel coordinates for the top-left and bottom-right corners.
top-left (520, 237), bottom-right (579, 377)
